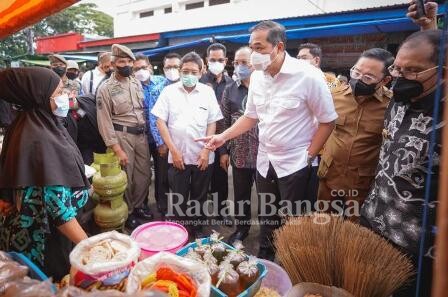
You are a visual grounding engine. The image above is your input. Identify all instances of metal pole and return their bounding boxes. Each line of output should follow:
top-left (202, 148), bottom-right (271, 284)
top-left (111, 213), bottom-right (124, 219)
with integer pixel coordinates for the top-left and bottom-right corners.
top-left (433, 50), bottom-right (448, 297)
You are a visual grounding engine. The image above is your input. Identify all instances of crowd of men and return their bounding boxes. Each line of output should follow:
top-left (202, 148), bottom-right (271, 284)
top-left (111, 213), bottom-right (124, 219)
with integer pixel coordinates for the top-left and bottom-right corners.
top-left (0, 1), bottom-right (440, 295)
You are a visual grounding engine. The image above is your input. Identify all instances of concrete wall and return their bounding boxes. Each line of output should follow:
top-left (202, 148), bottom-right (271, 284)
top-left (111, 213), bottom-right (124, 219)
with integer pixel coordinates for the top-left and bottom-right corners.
top-left (113, 0), bottom-right (409, 37)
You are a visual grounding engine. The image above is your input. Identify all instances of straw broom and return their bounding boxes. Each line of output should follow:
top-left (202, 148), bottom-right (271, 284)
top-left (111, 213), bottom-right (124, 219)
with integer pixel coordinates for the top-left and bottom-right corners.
top-left (274, 213), bottom-right (414, 297)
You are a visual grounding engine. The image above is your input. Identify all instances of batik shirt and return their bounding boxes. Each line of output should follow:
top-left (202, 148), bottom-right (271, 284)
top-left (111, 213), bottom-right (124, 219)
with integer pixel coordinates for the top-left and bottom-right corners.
top-left (142, 75), bottom-right (169, 146)
top-left (361, 92), bottom-right (444, 256)
top-left (0, 186), bottom-right (88, 267)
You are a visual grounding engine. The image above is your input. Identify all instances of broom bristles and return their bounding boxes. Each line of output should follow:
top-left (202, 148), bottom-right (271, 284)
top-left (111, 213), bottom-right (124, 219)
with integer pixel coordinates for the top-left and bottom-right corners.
top-left (273, 213), bottom-right (414, 297)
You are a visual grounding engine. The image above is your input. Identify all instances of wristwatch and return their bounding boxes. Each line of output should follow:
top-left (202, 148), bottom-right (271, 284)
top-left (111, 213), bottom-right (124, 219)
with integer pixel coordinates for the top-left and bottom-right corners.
top-left (307, 154), bottom-right (316, 167)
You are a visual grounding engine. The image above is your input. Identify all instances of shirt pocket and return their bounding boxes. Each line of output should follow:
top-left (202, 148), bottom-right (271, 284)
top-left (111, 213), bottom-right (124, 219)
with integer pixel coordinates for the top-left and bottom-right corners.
top-left (363, 122), bottom-right (383, 143)
top-left (252, 91), bottom-right (266, 112)
top-left (272, 96), bottom-right (302, 116)
top-left (317, 154), bottom-right (333, 178)
top-left (193, 106), bottom-right (209, 127)
top-left (111, 93), bottom-right (132, 115)
top-left (136, 90), bottom-right (145, 109)
top-left (356, 167), bottom-right (376, 189)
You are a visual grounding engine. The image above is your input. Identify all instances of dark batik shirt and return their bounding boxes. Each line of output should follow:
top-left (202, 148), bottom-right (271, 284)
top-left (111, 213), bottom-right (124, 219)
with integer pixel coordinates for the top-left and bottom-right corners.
top-left (200, 71), bottom-right (233, 103)
top-left (361, 91), bottom-right (444, 256)
top-left (219, 80), bottom-right (258, 169)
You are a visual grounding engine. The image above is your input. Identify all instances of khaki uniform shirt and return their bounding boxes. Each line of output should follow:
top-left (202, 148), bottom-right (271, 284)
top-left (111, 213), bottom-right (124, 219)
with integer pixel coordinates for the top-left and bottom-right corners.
top-left (318, 84), bottom-right (392, 190)
top-left (96, 73), bottom-right (146, 146)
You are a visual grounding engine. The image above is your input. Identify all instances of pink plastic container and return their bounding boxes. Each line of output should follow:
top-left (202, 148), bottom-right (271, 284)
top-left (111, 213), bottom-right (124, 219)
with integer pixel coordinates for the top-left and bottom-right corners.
top-left (131, 221), bottom-right (189, 260)
top-left (260, 259), bottom-right (293, 296)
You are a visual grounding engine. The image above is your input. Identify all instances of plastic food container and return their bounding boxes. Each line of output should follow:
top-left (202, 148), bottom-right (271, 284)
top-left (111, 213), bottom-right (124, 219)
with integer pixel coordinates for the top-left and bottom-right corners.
top-left (176, 238), bottom-right (268, 297)
top-left (8, 252), bottom-right (57, 293)
top-left (259, 259), bottom-right (292, 296)
top-left (8, 252), bottom-right (49, 281)
top-left (131, 221), bottom-right (189, 260)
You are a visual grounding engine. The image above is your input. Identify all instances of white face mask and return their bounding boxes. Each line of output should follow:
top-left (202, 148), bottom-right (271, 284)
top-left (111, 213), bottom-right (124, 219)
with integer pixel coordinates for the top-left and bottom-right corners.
top-left (208, 61), bottom-right (225, 75)
top-left (250, 46), bottom-right (277, 71)
top-left (52, 93), bottom-right (70, 118)
top-left (164, 68), bottom-right (180, 81)
top-left (134, 69), bottom-right (151, 82)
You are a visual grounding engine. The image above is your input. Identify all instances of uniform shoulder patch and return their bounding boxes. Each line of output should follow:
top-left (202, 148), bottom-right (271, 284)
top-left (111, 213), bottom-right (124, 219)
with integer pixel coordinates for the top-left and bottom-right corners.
top-left (97, 98), bottom-right (103, 110)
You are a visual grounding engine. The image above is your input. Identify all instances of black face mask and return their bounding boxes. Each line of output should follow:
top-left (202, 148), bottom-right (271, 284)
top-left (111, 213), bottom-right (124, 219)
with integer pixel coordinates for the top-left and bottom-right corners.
top-left (349, 78), bottom-right (377, 97)
top-left (52, 66), bottom-right (67, 78)
top-left (392, 77), bottom-right (424, 103)
top-left (105, 70), bottom-right (113, 78)
top-left (66, 72), bottom-right (78, 80)
top-left (116, 66), bottom-right (132, 77)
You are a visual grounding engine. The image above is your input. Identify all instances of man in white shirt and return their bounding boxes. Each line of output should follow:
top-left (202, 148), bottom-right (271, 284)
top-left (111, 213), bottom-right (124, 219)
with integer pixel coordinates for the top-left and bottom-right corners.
top-left (199, 20), bottom-right (338, 260)
top-left (152, 52), bottom-right (223, 238)
top-left (81, 52), bottom-right (113, 96)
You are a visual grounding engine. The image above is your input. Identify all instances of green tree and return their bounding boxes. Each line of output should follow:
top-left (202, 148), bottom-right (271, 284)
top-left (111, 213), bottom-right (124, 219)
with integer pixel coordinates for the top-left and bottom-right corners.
top-left (0, 3), bottom-right (113, 59)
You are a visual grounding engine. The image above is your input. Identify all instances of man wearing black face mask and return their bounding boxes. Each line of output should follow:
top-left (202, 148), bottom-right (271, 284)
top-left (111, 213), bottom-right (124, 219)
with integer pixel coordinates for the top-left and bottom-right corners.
top-left (97, 44), bottom-right (152, 230)
top-left (361, 30), bottom-right (444, 297)
top-left (49, 54), bottom-right (81, 96)
top-left (318, 48), bottom-right (394, 222)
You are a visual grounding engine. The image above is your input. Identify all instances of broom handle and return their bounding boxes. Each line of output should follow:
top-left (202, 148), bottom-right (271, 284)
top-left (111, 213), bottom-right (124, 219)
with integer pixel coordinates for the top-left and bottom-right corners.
top-left (433, 31), bottom-right (448, 297)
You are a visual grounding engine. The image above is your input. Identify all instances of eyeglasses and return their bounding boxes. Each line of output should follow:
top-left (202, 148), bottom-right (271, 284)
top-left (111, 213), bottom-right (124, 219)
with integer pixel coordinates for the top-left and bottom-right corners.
top-left (233, 60), bottom-right (250, 66)
top-left (208, 58), bottom-right (226, 63)
top-left (350, 67), bottom-right (383, 85)
top-left (387, 65), bottom-right (439, 80)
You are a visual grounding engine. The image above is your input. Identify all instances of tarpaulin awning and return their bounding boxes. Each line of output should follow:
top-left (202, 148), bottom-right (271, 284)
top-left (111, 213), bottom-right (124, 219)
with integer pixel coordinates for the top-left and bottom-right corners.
top-left (139, 16), bottom-right (419, 57)
top-left (20, 59), bottom-right (84, 66)
top-left (60, 54), bottom-right (98, 62)
top-left (0, 0), bottom-right (79, 39)
top-left (215, 17), bottom-right (418, 44)
top-left (139, 38), bottom-right (212, 57)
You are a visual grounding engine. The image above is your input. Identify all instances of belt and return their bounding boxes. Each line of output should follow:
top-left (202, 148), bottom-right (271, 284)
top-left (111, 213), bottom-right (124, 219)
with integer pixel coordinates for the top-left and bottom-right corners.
top-left (113, 123), bottom-right (147, 135)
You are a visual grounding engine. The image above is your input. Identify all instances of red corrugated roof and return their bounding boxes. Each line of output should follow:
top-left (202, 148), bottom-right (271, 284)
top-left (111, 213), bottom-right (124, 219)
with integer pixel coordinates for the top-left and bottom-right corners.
top-left (78, 33), bottom-right (160, 48)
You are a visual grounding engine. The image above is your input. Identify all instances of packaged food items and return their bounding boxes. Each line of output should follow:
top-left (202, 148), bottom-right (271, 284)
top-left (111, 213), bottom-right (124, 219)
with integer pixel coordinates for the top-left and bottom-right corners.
top-left (194, 239), bottom-right (210, 258)
top-left (69, 231), bottom-right (140, 292)
top-left (0, 260), bottom-right (29, 287)
top-left (184, 248), bottom-right (202, 262)
top-left (254, 287), bottom-right (282, 297)
top-left (203, 259), bottom-right (219, 284)
top-left (224, 241), bottom-right (246, 268)
top-left (139, 266), bottom-right (197, 297)
top-left (237, 257), bottom-right (259, 288)
top-left (202, 250), bottom-right (218, 265)
top-left (126, 252), bottom-right (211, 297)
top-left (2, 278), bottom-right (54, 297)
top-left (210, 232), bottom-right (227, 261)
top-left (216, 261), bottom-right (241, 297)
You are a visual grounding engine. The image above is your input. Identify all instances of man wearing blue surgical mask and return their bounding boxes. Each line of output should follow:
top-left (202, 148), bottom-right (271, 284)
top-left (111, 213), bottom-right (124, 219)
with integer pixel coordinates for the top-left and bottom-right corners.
top-left (200, 43), bottom-right (234, 225)
top-left (219, 46), bottom-right (259, 245)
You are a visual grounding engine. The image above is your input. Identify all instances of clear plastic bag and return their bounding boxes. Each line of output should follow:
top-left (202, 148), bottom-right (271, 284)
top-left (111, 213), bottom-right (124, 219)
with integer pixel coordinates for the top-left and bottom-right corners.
top-left (2, 278), bottom-right (54, 297)
top-left (69, 231), bottom-right (140, 291)
top-left (126, 252), bottom-right (211, 297)
top-left (0, 261), bottom-right (29, 287)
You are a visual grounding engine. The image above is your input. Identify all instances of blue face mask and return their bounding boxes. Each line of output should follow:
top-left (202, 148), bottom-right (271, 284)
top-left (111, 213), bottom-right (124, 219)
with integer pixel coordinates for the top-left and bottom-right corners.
top-left (181, 74), bottom-right (198, 88)
top-left (235, 65), bottom-right (252, 80)
top-left (52, 93), bottom-right (70, 118)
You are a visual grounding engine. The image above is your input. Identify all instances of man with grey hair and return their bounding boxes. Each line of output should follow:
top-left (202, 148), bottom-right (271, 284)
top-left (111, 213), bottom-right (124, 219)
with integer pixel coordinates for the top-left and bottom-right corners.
top-left (198, 20), bottom-right (337, 260)
top-left (152, 51), bottom-right (223, 238)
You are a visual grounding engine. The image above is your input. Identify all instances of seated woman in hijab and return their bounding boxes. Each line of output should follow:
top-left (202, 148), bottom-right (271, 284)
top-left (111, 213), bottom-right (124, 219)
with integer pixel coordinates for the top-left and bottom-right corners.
top-left (0, 67), bottom-right (90, 281)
